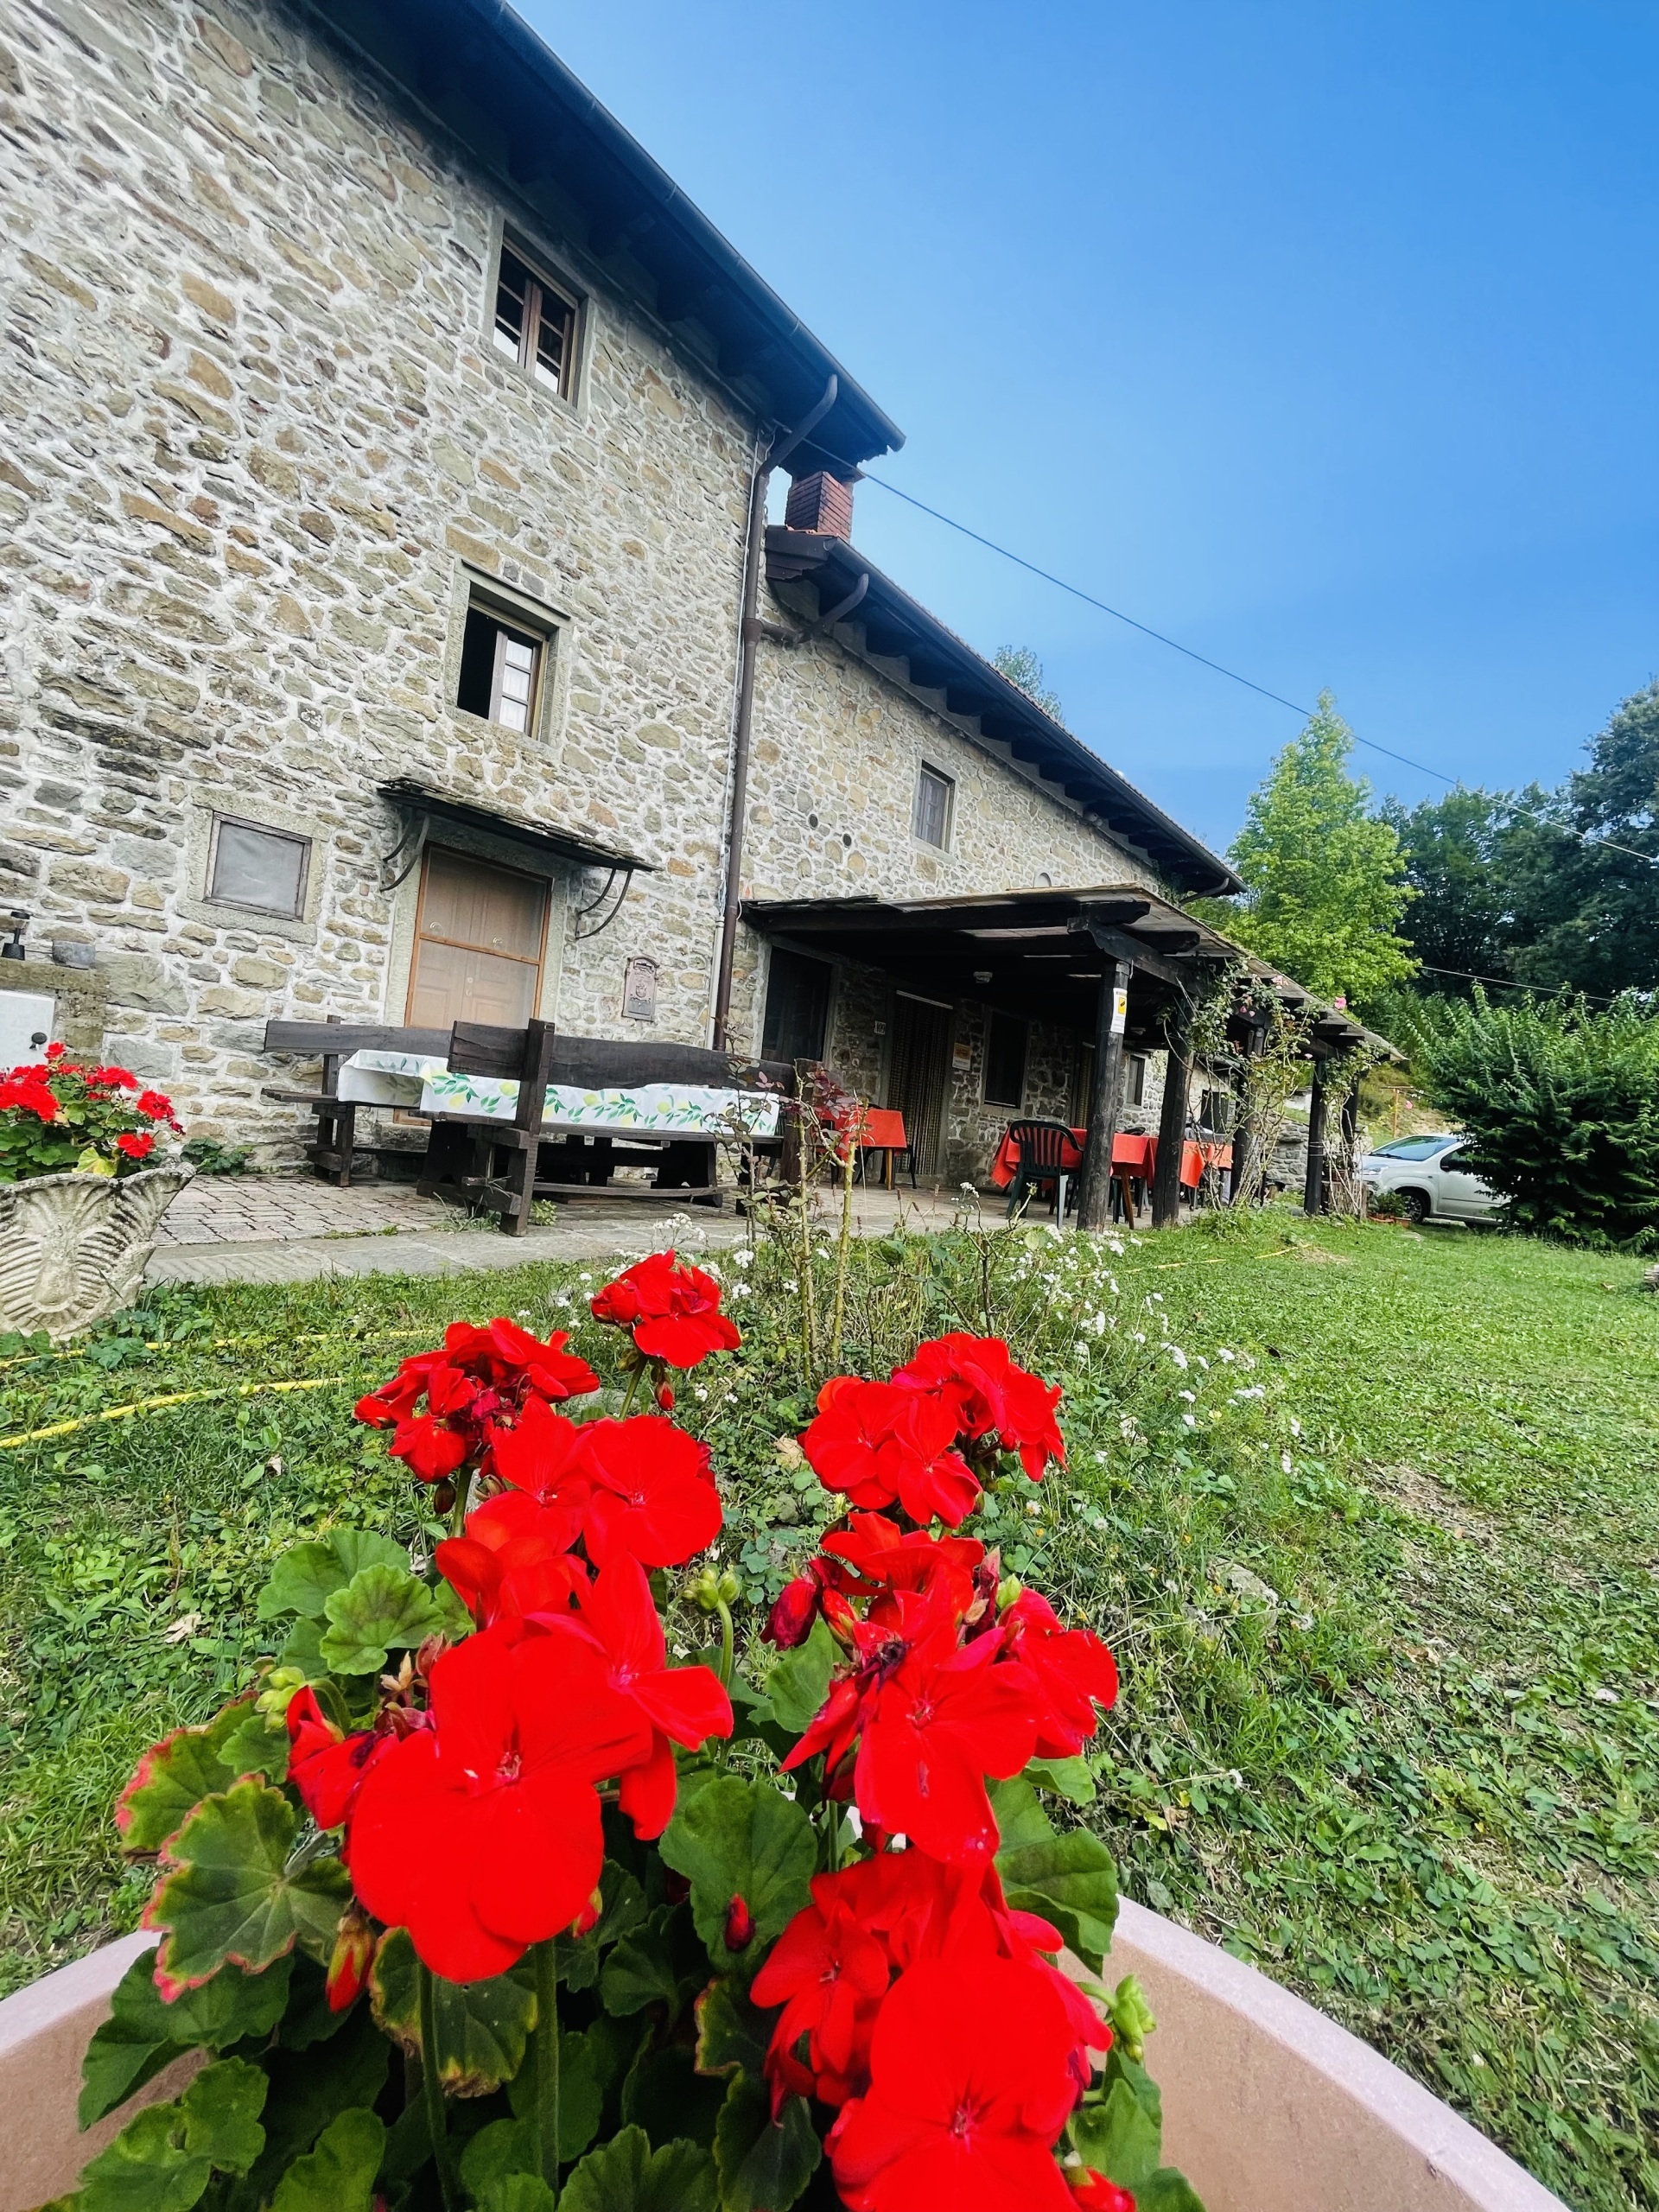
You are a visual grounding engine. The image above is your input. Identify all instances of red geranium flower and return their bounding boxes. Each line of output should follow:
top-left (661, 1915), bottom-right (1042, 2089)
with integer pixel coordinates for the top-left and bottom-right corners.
top-left (92, 1065), bottom-right (138, 1090)
top-left (435, 1490), bottom-right (588, 1626)
top-left (822, 1511), bottom-right (986, 1612)
top-left (115, 1131), bottom-right (155, 1160)
top-left (577, 1414), bottom-right (723, 1567)
top-left (354, 1320), bottom-right (599, 1483)
top-left (1000, 1589), bottom-right (1119, 1758)
top-left (487, 1395), bottom-right (593, 1510)
top-left (136, 1089), bottom-right (175, 1121)
top-left (345, 1624), bottom-right (652, 1981)
top-left (44, 1041), bottom-right (67, 1061)
top-left (284, 1687), bottom-right (403, 1830)
top-left (828, 1953), bottom-right (1083, 2212)
top-left (589, 1251), bottom-right (741, 1369)
top-left (803, 1378), bottom-right (980, 1528)
top-left (0, 1073), bottom-right (58, 1122)
top-left (751, 1871), bottom-right (891, 2107)
top-left (893, 1333), bottom-right (1065, 1479)
top-left (537, 1549), bottom-right (731, 1836)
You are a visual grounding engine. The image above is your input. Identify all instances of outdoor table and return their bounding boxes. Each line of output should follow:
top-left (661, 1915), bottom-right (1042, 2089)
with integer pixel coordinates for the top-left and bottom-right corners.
top-left (988, 1128), bottom-right (1152, 1219)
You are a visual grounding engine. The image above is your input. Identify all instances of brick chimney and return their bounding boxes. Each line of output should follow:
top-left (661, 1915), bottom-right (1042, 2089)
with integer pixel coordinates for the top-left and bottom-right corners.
top-left (785, 470), bottom-right (854, 538)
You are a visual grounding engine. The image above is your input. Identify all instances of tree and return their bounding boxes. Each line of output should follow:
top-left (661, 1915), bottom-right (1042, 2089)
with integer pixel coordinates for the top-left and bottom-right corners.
top-left (1211, 694), bottom-right (1416, 1005)
top-left (992, 645), bottom-right (1064, 721)
top-left (1407, 990), bottom-right (1659, 1246)
top-left (1377, 785), bottom-right (1517, 988)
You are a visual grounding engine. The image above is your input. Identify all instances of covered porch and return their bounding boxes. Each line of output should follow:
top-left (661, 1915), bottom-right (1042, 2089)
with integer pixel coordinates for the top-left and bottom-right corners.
top-left (743, 882), bottom-right (1379, 1228)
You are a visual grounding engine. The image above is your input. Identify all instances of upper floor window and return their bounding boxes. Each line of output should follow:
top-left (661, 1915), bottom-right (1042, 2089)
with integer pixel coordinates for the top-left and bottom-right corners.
top-left (207, 815), bottom-right (311, 918)
top-left (456, 594), bottom-right (547, 734)
top-left (913, 763), bottom-right (954, 849)
top-left (493, 243), bottom-right (578, 397)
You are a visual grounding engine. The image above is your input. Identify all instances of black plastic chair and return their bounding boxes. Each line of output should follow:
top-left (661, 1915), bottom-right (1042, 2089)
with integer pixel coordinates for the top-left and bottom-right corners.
top-left (1005, 1120), bottom-right (1083, 1221)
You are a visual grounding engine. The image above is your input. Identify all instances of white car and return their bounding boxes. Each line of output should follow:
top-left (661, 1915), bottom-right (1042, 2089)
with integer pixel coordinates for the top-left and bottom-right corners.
top-left (1359, 1133), bottom-right (1498, 1224)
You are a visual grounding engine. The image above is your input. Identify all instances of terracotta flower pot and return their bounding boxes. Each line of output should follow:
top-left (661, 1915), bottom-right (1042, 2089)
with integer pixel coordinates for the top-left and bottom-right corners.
top-left (0, 1910), bottom-right (1568, 2212)
top-left (0, 1163), bottom-right (191, 1342)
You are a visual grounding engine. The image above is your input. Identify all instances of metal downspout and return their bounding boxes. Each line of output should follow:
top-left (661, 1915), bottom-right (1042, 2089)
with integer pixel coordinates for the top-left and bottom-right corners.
top-left (711, 375), bottom-right (838, 1049)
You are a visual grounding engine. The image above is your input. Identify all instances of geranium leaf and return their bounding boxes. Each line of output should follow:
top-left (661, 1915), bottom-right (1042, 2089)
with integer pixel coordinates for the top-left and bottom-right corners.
top-left (371, 1926), bottom-right (537, 2095)
top-left (761, 1619), bottom-right (836, 1735)
top-left (658, 1776), bottom-right (815, 1975)
top-left (1027, 1753), bottom-right (1097, 1805)
top-left (78, 2058), bottom-right (268, 2212)
top-left (268, 2106), bottom-right (385, 2212)
top-left (1071, 2075), bottom-right (1163, 2189)
top-left (231, 2004), bottom-right (390, 2211)
top-left (478, 2179), bottom-right (557, 2212)
top-left (500, 2024), bottom-right (604, 2160)
top-left (991, 1777), bottom-right (1120, 1974)
top-left (256, 1532), bottom-right (409, 1623)
top-left (598, 1904), bottom-right (706, 2021)
top-left (562, 1862), bottom-right (647, 1993)
top-left (693, 1977), bottom-right (772, 2080)
top-left (561, 2125), bottom-right (718, 2212)
top-left (145, 1782), bottom-right (351, 1993)
top-left (1133, 2172), bottom-right (1207, 2211)
top-left (214, 1710), bottom-right (293, 1789)
top-left (116, 1702), bottom-right (255, 1857)
top-left (80, 1950), bottom-right (291, 2126)
top-left (318, 1564), bottom-right (442, 1675)
top-left (711, 2074), bottom-right (820, 2212)
top-left (278, 1617), bottom-right (328, 1681)
top-left (620, 2044), bottom-right (725, 2150)
top-left (460, 2116), bottom-right (537, 2198)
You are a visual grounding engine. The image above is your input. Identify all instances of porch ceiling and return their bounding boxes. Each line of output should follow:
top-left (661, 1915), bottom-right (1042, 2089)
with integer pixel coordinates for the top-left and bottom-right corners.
top-left (742, 886), bottom-right (1385, 1056)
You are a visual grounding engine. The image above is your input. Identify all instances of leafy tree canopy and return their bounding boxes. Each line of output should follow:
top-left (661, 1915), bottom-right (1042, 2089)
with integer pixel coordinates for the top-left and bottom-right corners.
top-left (1208, 695), bottom-right (1416, 1005)
top-left (992, 645), bottom-right (1064, 721)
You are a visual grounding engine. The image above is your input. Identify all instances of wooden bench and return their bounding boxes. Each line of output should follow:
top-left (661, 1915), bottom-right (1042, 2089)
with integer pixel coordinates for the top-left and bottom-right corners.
top-left (262, 1020), bottom-right (795, 1234)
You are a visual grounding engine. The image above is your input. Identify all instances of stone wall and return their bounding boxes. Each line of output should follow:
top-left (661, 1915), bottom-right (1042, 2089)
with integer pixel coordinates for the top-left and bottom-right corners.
top-left (0, 0), bottom-right (754, 1145)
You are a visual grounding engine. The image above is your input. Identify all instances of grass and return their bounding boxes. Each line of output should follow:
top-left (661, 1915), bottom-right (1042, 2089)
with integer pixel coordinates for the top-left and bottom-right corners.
top-left (0, 1213), bottom-right (1654, 2210)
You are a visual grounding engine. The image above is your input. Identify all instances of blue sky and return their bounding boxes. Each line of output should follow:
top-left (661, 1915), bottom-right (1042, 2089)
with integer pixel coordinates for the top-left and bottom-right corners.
top-left (518, 0), bottom-right (1659, 857)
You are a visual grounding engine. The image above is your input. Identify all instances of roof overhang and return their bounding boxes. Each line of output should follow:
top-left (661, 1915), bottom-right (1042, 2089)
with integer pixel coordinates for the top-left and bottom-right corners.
top-left (766, 530), bottom-right (1243, 899)
top-left (378, 778), bottom-right (658, 878)
top-left (743, 885), bottom-right (1389, 1057)
top-left (289, 0), bottom-right (904, 475)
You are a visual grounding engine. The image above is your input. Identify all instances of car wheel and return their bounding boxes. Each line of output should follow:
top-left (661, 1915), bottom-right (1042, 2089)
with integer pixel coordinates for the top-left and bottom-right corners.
top-left (1397, 1189), bottom-right (1429, 1224)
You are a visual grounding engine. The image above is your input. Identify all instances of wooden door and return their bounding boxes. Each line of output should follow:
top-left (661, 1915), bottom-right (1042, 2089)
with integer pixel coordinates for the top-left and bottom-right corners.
top-left (406, 847), bottom-right (550, 1030)
top-left (887, 993), bottom-right (952, 1181)
top-left (760, 949), bottom-right (832, 1065)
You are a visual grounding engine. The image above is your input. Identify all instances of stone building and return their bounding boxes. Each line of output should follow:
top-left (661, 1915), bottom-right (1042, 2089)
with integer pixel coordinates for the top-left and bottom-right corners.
top-left (1, 0), bottom-right (1257, 1185)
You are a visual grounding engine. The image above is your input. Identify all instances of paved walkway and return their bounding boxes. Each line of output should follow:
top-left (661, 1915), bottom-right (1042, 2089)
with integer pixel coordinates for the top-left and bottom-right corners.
top-left (144, 1172), bottom-right (986, 1285)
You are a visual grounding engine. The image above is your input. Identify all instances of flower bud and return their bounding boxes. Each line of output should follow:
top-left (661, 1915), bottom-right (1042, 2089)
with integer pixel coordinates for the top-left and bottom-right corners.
top-left (764, 1570), bottom-right (820, 1649)
top-left (325, 1903), bottom-right (378, 2014)
top-left (1108, 1973), bottom-right (1156, 2063)
top-left (431, 1480), bottom-right (456, 1517)
top-left (687, 1567), bottom-right (722, 1613)
top-left (255, 1663), bottom-right (308, 1720)
top-left (723, 1894), bottom-right (754, 1950)
top-left (715, 1568), bottom-right (741, 1606)
top-left (657, 1383), bottom-right (675, 1411)
top-left (995, 1574), bottom-right (1024, 1612)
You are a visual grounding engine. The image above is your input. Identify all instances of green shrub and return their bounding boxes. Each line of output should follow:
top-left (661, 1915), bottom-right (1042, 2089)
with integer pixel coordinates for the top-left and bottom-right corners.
top-left (1408, 990), bottom-right (1659, 1244)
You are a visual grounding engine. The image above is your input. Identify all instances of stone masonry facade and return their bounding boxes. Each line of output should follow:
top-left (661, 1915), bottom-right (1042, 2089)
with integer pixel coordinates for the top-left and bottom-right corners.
top-left (1, 0), bottom-right (1192, 1177)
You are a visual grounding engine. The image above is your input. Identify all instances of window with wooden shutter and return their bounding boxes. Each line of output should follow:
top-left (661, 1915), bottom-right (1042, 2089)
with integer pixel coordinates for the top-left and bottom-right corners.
top-left (912, 764), bottom-right (954, 849)
top-left (492, 243), bottom-right (579, 397)
top-left (455, 598), bottom-right (547, 735)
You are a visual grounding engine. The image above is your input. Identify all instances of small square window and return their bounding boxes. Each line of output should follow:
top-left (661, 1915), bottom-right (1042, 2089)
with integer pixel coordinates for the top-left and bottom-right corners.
top-left (207, 816), bottom-right (311, 918)
top-left (913, 763), bottom-right (954, 849)
top-left (456, 598), bottom-right (547, 734)
top-left (983, 1011), bottom-right (1027, 1109)
top-left (493, 243), bottom-right (578, 397)
top-left (1128, 1053), bottom-right (1147, 1107)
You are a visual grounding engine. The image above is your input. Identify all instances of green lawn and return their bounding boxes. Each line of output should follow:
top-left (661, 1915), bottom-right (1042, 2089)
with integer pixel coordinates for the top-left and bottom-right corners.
top-left (0, 1216), bottom-right (1653, 2210)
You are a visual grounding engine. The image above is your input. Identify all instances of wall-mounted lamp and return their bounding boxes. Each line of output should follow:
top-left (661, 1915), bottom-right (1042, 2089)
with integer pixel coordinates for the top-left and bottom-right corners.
top-left (0, 911), bottom-right (28, 963)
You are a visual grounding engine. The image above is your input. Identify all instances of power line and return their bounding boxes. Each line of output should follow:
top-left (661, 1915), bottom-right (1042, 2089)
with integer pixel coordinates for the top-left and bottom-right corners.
top-left (1416, 963), bottom-right (1620, 1006)
top-left (861, 472), bottom-right (1659, 871)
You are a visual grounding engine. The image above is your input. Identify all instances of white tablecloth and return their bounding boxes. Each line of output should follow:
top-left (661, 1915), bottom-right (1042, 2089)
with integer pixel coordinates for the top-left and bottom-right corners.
top-left (336, 1051), bottom-right (780, 1136)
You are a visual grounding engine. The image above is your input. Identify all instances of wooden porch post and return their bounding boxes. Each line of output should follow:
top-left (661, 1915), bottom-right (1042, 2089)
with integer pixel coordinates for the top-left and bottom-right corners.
top-left (1230, 1020), bottom-right (1267, 1206)
top-left (1150, 1005), bottom-right (1192, 1230)
top-left (1077, 958), bottom-right (1132, 1232)
top-left (1302, 1056), bottom-right (1327, 1217)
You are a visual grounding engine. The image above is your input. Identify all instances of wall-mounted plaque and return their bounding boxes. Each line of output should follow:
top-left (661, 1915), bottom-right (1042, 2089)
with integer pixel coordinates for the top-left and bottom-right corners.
top-left (623, 957), bottom-right (659, 1023)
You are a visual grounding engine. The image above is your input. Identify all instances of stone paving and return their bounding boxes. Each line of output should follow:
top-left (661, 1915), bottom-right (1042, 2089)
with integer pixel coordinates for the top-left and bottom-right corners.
top-left (144, 1171), bottom-right (988, 1286)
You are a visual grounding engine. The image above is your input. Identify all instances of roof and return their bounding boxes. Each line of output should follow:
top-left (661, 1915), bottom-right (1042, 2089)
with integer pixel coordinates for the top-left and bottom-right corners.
top-left (293, 0), bottom-right (904, 475)
top-left (743, 883), bottom-right (1387, 1054)
top-left (766, 531), bottom-right (1243, 899)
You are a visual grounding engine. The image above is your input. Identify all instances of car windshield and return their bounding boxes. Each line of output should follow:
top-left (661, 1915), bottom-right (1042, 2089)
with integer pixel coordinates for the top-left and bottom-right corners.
top-left (1371, 1135), bottom-right (1453, 1160)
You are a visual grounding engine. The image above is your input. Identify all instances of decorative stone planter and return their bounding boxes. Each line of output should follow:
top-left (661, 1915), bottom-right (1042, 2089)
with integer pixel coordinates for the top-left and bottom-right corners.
top-left (0, 1909), bottom-right (1568, 2212)
top-left (0, 1164), bottom-right (191, 1342)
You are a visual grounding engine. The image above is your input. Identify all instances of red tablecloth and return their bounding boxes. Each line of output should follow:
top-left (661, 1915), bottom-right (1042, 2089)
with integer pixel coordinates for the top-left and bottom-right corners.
top-left (988, 1129), bottom-right (1231, 1191)
top-left (855, 1108), bottom-right (908, 1152)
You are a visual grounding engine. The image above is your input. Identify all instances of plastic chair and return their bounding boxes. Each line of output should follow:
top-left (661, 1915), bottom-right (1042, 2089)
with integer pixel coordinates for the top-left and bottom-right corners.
top-left (1005, 1120), bottom-right (1082, 1221)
